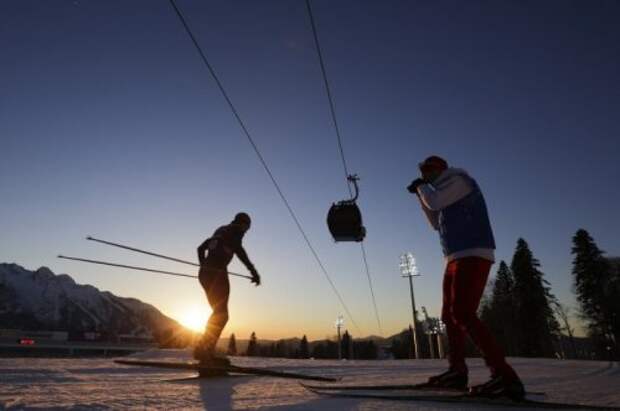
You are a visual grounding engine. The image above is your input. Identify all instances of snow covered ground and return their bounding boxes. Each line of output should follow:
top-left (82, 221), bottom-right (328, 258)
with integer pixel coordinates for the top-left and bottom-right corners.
top-left (1, 349), bottom-right (619, 410)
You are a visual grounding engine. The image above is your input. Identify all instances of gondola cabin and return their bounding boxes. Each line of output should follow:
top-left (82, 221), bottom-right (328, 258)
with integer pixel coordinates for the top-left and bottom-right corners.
top-left (327, 175), bottom-right (366, 242)
top-left (327, 201), bottom-right (366, 242)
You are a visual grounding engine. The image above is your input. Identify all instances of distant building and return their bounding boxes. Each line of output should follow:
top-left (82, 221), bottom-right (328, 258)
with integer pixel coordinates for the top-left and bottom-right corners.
top-left (118, 333), bottom-right (154, 344)
top-left (0, 329), bottom-right (21, 338)
top-left (83, 332), bottom-right (101, 341)
top-left (0, 329), bottom-right (69, 342)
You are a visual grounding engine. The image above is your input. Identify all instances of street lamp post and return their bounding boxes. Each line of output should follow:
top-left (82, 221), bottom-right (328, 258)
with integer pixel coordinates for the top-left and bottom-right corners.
top-left (421, 306), bottom-right (436, 359)
top-left (400, 252), bottom-right (420, 359)
top-left (437, 320), bottom-right (446, 359)
top-left (335, 315), bottom-right (344, 360)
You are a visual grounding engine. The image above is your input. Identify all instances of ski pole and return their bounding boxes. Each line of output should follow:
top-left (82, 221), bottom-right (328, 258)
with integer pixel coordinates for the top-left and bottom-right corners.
top-left (58, 255), bottom-right (198, 279)
top-left (85, 236), bottom-right (250, 279)
top-left (87, 236), bottom-right (199, 267)
top-left (58, 255), bottom-right (253, 280)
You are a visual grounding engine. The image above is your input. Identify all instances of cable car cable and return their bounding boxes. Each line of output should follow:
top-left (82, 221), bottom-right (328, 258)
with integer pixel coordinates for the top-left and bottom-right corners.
top-left (361, 242), bottom-right (382, 335)
top-left (167, 0), bottom-right (361, 334)
top-left (305, 0), bottom-right (383, 335)
top-left (304, 0), bottom-right (351, 195)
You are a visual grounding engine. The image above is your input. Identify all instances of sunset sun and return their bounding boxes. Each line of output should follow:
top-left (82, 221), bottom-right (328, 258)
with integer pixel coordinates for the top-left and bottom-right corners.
top-left (179, 307), bottom-right (209, 333)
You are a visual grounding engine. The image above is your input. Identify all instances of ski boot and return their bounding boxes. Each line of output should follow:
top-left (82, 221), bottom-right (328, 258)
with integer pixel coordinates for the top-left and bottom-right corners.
top-left (193, 343), bottom-right (207, 361)
top-left (197, 349), bottom-right (231, 378)
top-left (199, 354), bottom-right (231, 368)
top-left (425, 368), bottom-right (468, 390)
top-left (469, 374), bottom-right (525, 401)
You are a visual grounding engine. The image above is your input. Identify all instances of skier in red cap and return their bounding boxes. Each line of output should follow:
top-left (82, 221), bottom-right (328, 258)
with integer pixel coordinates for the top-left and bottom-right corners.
top-left (194, 212), bottom-right (260, 366)
top-left (408, 156), bottom-right (524, 400)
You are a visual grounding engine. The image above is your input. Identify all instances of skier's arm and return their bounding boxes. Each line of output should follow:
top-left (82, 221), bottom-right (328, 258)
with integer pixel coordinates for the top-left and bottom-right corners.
top-left (197, 238), bottom-right (210, 266)
top-left (420, 201), bottom-right (439, 230)
top-left (236, 246), bottom-right (261, 285)
top-left (235, 246), bottom-right (255, 273)
top-left (418, 175), bottom-right (472, 211)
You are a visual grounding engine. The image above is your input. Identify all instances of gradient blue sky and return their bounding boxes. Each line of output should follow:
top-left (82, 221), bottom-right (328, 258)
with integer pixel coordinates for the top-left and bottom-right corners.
top-left (1, 0), bottom-right (619, 339)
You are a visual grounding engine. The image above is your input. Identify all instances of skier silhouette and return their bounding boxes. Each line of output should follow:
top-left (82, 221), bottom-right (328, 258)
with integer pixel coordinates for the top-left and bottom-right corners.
top-left (194, 212), bottom-right (260, 365)
top-left (408, 156), bottom-right (524, 400)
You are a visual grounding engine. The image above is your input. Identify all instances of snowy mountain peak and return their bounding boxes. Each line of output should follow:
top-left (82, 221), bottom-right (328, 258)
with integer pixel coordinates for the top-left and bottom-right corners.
top-left (57, 272), bottom-right (75, 282)
top-left (35, 266), bottom-right (55, 279)
top-left (0, 263), bottom-right (189, 344)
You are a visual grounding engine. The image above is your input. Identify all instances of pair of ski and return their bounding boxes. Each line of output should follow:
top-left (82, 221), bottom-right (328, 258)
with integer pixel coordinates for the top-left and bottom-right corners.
top-left (114, 359), bottom-right (337, 382)
top-left (116, 360), bottom-right (619, 409)
top-left (302, 382), bottom-right (620, 410)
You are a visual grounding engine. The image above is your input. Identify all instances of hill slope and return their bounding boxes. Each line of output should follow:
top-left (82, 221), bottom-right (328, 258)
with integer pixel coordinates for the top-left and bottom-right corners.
top-left (0, 263), bottom-right (190, 345)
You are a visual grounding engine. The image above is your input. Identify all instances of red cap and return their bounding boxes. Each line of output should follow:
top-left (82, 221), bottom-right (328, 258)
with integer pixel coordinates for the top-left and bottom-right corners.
top-left (419, 155), bottom-right (448, 172)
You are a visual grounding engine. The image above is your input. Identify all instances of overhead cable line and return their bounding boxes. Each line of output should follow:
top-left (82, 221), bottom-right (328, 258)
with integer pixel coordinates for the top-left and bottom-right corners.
top-left (167, 0), bottom-right (361, 334)
top-left (305, 0), bottom-right (383, 336)
top-left (361, 242), bottom-right (383, 335)
top-left (304, 0), bottom-right (351, 195)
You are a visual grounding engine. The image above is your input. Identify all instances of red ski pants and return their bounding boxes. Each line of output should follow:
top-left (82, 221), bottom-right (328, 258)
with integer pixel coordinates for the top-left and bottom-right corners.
top-left (441, 257), bottom-right (515, 378)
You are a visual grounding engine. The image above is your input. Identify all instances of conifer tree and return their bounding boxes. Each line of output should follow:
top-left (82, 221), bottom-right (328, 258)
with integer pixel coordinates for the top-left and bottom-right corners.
top-left (511, 238), bottom-right (558, 357)
top-left (487, 261), bottom-right (517, 355)
top-left (341, 330), bottom-right (352, 359)
top-left (408, 324), bottom-right (415, 359)
top-left (608, 258), bottom-right (620, 351)
top-left (299, 335), bottom-right (310, 359)
top-left (227, 333), bottom-right (237, 356)
top-left (246, 332), bottom-right (258, 357)
top-left (571, 229), bottom-right (619, 354)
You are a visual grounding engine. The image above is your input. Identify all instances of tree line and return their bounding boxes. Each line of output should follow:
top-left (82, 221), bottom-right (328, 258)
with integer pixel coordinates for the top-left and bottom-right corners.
top-left (480, 229), bottom-right (619, 360)
top-left (224, 331), bottom-right (379, 359)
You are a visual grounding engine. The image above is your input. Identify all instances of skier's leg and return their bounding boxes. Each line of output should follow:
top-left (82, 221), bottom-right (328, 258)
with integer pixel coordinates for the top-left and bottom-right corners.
top-left (196, 268), bottom-right (230, 361)
top-left (451, 258), bottom-right (524, 399)
top-left (203, 270), bottom-right (230, 354)
top-left (426, 261), bottom-right (469, 389)
top-left (451, 257), bottom-right (517, 379)
top-left (443, 261), bottom-right (467, 373)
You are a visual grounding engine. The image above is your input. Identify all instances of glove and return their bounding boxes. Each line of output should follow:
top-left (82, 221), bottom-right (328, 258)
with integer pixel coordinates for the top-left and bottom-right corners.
top-left (407, 178), bottom-right (425, 194)
top-left (250, 268), bottom-right (261, 286)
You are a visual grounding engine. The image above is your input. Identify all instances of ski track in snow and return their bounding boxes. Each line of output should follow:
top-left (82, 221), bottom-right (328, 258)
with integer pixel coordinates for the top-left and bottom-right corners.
top-left (1, 350), bottom-right (619, 410)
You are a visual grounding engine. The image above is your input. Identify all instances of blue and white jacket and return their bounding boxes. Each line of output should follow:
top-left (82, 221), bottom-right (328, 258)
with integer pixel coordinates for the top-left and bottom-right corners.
top-left (417, 168), bottom-right (495, 262)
